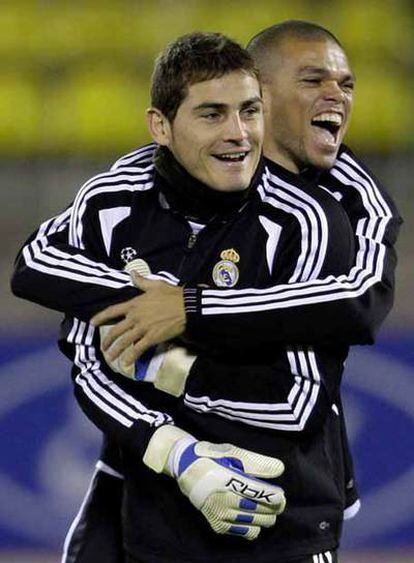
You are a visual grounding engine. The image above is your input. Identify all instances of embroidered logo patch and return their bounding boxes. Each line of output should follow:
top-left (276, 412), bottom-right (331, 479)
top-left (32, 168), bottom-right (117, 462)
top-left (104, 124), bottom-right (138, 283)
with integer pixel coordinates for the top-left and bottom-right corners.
top-left (121, 247), bottom-right (138, 264)
top-left (212, 249), bottom-right (240, 287)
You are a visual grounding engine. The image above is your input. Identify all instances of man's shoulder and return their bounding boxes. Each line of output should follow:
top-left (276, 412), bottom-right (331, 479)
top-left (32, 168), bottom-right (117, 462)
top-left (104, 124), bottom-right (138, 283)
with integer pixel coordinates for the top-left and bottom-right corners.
top-left (258, 160), bottom-right (330, 214)
top-left (110, 142), bottom-right (157, 170)
top-left (328, 144), bottom-right (383, 189)
top-left (321, 145), bottom-right (402, 223)
top-left (72, 148), bottom-right (156, 213)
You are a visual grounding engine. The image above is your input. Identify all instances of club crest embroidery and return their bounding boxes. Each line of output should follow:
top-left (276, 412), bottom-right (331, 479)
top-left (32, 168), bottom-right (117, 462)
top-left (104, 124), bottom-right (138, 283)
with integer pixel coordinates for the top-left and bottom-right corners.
top-left (212, 249), bottom-right (240, 288)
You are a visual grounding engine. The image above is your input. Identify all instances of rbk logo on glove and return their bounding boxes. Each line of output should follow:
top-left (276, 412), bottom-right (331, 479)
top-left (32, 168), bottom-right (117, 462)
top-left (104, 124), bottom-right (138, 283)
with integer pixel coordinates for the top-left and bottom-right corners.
top-left (225, 477), bottom-right (279, 503)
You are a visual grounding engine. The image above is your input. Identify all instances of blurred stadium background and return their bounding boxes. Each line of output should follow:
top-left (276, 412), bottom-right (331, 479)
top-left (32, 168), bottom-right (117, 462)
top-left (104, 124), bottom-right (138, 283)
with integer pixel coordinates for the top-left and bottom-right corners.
top-left (1, 1), bottom-right (413, 561)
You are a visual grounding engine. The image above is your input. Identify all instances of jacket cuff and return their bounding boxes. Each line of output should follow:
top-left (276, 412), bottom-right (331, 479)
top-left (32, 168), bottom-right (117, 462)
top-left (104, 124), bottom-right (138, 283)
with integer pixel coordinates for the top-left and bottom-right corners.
top-left (183, 287), bottom-right (202, 331)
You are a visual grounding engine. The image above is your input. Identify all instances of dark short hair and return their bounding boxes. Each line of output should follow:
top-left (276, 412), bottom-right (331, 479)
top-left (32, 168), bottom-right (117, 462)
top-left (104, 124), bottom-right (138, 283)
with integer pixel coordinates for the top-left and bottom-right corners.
top-left (151, 32), bottom-right (258, 121)
top-left (247, 20), bottom-right (343, 62)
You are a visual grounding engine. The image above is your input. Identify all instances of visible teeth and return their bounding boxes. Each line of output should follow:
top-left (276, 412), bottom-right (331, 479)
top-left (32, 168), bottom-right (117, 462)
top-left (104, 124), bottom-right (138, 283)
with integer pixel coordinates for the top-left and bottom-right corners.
top-left (312, 112), bottom-right (342, 126)
top-left (215, 152), bottom-right (247, 161)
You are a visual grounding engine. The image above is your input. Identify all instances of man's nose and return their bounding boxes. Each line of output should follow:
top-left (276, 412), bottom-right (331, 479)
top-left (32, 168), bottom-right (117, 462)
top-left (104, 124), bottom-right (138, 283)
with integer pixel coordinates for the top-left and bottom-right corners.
top-left (224, 114), bottom-right (248, 141)
top-left (322, 80), bottom-right (345, 101)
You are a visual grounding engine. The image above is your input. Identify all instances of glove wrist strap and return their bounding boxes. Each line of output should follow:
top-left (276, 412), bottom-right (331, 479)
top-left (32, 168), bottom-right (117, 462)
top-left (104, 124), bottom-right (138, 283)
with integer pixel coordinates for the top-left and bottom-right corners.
top-left (167, 437), bottom-right (197, 477)
top-left (143, 425), bottom-right (195, 474)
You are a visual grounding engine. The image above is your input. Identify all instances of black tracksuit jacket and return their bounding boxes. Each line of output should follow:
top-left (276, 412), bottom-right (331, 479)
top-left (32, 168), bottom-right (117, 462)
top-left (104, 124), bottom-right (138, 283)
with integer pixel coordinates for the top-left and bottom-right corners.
top-left (11, 143), bottom-right (401, 562)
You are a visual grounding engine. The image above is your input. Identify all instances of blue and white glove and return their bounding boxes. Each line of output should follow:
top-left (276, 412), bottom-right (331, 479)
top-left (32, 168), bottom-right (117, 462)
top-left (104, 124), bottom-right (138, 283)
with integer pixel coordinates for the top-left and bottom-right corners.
top-left (100, 326), bottom-right (195, 397)
top-left (143, 425), bottom-right (286, 540)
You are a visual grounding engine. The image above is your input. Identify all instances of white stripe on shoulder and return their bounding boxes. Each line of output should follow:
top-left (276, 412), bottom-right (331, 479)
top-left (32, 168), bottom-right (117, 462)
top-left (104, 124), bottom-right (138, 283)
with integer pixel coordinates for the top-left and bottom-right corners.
top-left (261, 165), bottom-right (328, 282)
top-left (110, 143), bottom-right (157, 170)
top-left (38, 208), bottom-right (72, 238)
top-left (69, 166), bottom-right (154, 249)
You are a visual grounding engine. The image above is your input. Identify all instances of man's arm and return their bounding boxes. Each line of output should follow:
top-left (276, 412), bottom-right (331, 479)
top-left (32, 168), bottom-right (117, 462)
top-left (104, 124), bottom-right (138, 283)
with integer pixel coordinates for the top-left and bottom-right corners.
top-left (93, 147), bottom-right (401, 360)
top-left (107, 341), bottom-right (335, 436)
top-left (182, 147), bottom-right (402, 351)
top-left (9, 164), bottom-right (153, 320)
top-left (11, 216), bottom-right (138, 321)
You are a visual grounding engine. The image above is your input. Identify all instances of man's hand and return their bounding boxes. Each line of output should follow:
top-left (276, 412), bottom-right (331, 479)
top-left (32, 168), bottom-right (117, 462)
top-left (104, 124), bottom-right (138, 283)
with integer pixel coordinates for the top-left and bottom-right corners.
top-left (91, 273), bottom-right (186, 363)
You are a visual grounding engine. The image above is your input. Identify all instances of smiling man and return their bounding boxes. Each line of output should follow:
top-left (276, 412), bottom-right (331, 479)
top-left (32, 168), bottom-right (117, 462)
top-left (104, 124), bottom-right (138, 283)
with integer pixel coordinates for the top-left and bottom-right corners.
top-left (147, 71), bottom-right (263, 192)
top-left (12, 25), bottom-right (401, 563)
top-left (248, 21), bottom-right (354, 172)
top-left (12, 32), bottom-right (289, 562)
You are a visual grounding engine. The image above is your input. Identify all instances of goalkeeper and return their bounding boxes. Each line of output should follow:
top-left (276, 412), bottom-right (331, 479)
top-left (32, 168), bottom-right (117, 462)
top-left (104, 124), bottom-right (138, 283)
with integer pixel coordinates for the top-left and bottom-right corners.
top-left (13, 33), bottom-right (289, 562)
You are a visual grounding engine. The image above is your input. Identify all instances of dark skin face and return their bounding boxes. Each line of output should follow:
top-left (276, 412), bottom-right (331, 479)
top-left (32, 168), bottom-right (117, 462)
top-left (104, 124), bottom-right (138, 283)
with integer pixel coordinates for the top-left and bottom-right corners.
top-left (261, 37), bottom-right (355, 173)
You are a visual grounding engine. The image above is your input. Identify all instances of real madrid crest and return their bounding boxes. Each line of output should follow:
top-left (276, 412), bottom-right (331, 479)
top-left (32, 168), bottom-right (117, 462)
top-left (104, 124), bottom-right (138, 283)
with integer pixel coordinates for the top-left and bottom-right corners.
top-left (212, 248), bottom-right (240, 288)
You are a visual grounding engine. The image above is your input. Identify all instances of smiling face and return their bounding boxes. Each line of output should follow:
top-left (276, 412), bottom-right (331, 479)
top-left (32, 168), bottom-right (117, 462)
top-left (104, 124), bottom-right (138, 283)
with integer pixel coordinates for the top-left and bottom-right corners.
top-left (147, 70), bottom-right (263, 192)
top-left (262, 37), bottom-right (355, 172)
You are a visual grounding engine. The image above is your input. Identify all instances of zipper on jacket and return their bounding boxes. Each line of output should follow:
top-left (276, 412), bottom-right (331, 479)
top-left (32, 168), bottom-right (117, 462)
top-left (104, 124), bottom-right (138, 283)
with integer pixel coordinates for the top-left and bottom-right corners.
top-left (176, 231), bottom-right (199, 279)
top-left (187, 233), bottom-right (197, 249)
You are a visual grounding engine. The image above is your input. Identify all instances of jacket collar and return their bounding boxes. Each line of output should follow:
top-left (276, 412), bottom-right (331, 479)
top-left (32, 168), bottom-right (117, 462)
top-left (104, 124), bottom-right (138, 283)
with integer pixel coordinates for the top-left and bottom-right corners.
top-left (154, 146), bottom-right (263, 223)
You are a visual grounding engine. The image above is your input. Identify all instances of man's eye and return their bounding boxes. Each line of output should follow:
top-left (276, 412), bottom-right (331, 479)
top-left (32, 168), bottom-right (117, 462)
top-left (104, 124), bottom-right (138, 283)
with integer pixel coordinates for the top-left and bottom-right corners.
top-left (243, 106), bottom-right (260, 117)
top-left (342, 82), bottom-right (355, 91)
top-left (202, 113), bottom-right (220, 120)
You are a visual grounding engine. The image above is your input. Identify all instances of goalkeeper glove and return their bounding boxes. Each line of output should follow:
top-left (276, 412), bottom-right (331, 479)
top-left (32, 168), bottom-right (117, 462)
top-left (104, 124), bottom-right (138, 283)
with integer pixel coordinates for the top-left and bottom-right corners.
top-left (100, 260), bottom-right (194, 394)
top-left (143, 425), bottom-right (286, 540)
top-left (100, 327), bottom-right (195, 397)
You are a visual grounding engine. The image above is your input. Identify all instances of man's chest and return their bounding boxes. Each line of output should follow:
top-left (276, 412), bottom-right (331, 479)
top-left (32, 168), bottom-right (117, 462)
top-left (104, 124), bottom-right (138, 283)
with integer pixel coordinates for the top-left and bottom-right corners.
top-left (103, 202), bottom-right (299, 289)
top-left (103, 191), bottom-right (354, 289)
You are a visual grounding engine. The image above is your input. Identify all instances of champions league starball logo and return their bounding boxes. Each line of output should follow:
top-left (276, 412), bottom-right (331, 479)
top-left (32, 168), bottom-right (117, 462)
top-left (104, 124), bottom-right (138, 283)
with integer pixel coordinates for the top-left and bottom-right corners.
top-left (121, 247), bottom-right (138, 264)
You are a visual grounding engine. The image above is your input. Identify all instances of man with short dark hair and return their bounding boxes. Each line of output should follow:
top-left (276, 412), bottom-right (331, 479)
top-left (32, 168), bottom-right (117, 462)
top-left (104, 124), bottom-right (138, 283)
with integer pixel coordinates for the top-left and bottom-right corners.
top-left (12, 32), bottom-right (290, 562)
top-left (12, 25), bottom-right (401, 563)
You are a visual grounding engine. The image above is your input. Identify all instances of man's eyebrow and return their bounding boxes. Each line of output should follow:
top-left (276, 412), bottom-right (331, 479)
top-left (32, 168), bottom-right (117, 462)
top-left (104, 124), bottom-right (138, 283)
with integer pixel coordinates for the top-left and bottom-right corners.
top-left (193, 97), bottom-right (263, 112)
top-left (241, 96), bottom-right (263, 108)
top-left (193, 102), bottom-right (226, 112)
top-left (298, 66), bottom-right (356, 81)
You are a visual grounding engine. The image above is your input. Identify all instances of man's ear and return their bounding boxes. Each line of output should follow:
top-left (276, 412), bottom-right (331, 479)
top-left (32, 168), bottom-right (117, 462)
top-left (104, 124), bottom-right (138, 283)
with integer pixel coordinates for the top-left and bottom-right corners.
top-left (146, 108), bottom-right (172, 146)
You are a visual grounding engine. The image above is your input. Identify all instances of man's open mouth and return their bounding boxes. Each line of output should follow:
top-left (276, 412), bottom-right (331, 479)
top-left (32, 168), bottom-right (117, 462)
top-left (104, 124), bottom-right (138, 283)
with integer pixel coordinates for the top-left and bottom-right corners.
top-left (213, 151), bottom-right (249, 163)
top-left (311, 112), bottom-right (342, 143)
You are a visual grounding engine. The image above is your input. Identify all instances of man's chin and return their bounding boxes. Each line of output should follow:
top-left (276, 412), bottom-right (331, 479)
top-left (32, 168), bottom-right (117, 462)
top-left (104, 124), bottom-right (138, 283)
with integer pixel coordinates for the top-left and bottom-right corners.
top-left (309, 150), bottom-right (339, 171)
top-left (206, 173), bottom-right (251, 193)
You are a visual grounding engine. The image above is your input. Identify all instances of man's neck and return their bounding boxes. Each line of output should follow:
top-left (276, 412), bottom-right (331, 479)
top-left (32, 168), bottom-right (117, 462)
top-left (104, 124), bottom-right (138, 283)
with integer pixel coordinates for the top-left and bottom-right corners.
top-left (263, 148), bottom-right (322, 184)
top-left (263, 147), bottom-right (301, 175)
